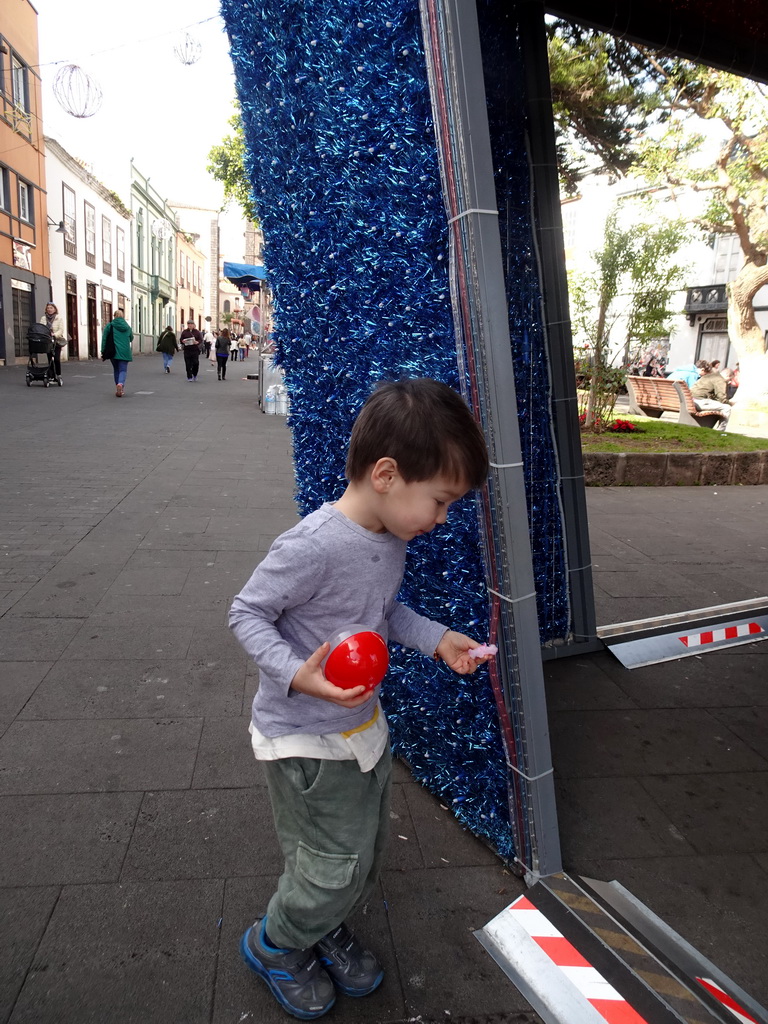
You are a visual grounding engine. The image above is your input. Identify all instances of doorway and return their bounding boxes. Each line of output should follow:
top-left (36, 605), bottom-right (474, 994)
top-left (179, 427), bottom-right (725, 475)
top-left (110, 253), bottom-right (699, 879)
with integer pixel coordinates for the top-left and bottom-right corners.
top-left (86, 283), bottom-right (97, 360)
top-left (65, 273), bottom-right (79, 359)
top-left (12, 279), bottom-right (33, 359)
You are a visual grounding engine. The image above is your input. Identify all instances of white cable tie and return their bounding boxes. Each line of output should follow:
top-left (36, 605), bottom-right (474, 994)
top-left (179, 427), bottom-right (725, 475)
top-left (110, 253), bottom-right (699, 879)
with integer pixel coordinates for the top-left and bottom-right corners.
top-left (447, 207), bottom-right (499, 225)
top-left (489, 461), bottom-right (524, 469)
top-left (568, 563), bottom-right (593, 573)
top-left (487, 587), bottom-right (537, 605)
top-left (506, 760), bottom-right (555, 783)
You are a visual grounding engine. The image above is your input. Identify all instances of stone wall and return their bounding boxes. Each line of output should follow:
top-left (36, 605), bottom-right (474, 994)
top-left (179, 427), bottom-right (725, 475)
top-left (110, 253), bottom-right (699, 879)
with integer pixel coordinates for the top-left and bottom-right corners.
top-left (582, 450), bottom-right (768, 486)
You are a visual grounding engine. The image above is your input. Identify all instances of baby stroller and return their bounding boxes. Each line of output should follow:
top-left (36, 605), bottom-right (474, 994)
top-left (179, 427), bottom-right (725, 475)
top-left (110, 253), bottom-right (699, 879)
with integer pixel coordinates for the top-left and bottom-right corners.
top-left (25, 323), bottom-right (61, 387)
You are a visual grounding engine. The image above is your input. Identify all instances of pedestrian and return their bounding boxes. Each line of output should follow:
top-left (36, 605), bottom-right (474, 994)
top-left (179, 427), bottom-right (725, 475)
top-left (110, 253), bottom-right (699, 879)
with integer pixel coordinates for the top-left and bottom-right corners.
top-left (690, 360), bottom-right (731, 430)
top-left (228, 378), bottom-right (493, 1020)
top-left (238, 334), bottom-right (248, 361)
top-left (216, 328), bottom-right (231, 380)
top-left (180, 318), bottom-right (203, 381)
top-left (40, 302), bottom-right (65, 383)
top-left (242, 330), bottom-right (252, 358)
top-left (203, 326), bottom-right (215, 359)
top-left (156, 324), bottom-right (179, 373)
top-left (100, 307), bottom-right (133, 397)
top-left (230, 334), bottom-right (239, 362)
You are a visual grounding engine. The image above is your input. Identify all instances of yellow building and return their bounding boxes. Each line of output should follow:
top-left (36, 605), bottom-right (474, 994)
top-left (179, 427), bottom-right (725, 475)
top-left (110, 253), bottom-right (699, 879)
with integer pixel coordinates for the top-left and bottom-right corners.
top-left (176, 230), bottom-right (205, 331)
top-left (0, 0), bottom-right (51, 363)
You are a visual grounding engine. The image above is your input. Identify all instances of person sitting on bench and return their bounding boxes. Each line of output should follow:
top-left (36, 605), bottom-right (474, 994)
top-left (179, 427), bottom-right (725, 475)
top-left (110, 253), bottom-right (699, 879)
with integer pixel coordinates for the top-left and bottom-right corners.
top-left (690, 360), bottom-right (731, 431)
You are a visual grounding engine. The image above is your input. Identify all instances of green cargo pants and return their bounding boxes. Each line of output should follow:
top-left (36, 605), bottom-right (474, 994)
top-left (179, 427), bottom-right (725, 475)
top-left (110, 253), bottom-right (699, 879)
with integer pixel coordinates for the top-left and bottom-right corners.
top-left (262, 745), bottom-right (392, 950)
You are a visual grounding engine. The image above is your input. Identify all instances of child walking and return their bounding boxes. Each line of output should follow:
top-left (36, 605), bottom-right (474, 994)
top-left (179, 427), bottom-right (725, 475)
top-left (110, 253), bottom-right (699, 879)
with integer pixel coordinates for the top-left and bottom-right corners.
top-left (229, 378), bottom-right (492, 1019)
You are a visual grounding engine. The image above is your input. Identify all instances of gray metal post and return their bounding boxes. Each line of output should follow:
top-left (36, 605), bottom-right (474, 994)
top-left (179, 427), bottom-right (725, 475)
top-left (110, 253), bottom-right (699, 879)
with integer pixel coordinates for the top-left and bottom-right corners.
top-left (516, 0), bottom-right (599, 657)
top-left (419, 0), bottom-right (562, 879)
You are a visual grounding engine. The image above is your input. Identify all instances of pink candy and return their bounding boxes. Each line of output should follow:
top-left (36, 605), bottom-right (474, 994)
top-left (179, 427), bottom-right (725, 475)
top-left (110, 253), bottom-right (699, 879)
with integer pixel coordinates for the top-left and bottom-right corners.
top-left (468, 643), bottom-right (498, 659)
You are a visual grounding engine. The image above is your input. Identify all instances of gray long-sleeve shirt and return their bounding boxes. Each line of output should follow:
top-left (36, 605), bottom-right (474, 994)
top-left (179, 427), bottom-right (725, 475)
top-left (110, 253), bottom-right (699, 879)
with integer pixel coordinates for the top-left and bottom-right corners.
top-left (229, 503), bottom-right (448, 737)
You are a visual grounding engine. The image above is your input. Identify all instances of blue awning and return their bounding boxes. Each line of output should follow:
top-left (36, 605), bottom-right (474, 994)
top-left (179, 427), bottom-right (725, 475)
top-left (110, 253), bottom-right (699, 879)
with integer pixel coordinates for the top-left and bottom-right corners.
top-left (223, 261), bottom-right (268, 288)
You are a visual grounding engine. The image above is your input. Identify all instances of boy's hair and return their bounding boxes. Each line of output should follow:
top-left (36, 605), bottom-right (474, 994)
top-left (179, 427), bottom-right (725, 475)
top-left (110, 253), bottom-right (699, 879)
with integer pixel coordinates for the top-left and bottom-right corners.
top-left (345, 378), bottom-right (489, 489)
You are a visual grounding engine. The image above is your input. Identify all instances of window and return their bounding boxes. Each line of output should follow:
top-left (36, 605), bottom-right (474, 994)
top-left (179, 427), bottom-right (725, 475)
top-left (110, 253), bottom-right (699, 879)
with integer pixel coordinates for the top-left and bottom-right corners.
top-left (63, 184), bottom-right (76, 257)
top-left (0, 166), bottom-right (8, 210)
top-left (136, 209), bottom-right (143, 268)
top-left (11, 55), bottom-right (29, 113)
top-left (178, 251), bottom-right (185, 287)
top-left (102, 215), bottom-right (112, 274)
top-left (223, 300), bottom-right (231, 313)
top-left (84, 202), bottom-right (96, 267)
top-left (116, 227), bottom-right (125, 282)
top-left (713, 233), bottom-right (742, 283)
top-left (18, 179), bottom-right (33, 223)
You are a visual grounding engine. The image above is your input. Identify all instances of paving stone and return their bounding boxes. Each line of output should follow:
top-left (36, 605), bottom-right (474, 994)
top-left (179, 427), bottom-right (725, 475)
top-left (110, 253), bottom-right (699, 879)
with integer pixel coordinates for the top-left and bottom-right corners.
top-left (403, 781), bottom-right (500, 868)
top-left (600, 651), bottom-right (768, 708)
top-left (60, 622), bottom-right (193, 660)
top-left (0, 887), bottom-right (59, 1021)
top-left (382, 866), bottom-right (529, 1019)
top-left (18, 659), bottom-right (245, 720)
top-left (123, 548), bottom-right (220, 569)
top-left (549, 709), bottom-right (768, 778)
top-left (8, 880), bottom-right (222, 1024)
top-left (640, 772), bottom-right (768, 855)
top-left (8, 565), bottom-right (124, 617)
top-left (0, 618), bottom-right (83, 661)
top-left (709, 705), bottom-right (768, 758)
top-left (543, 653), bottom-right (636, 711)
top-left (555, 777), bottom-right (695, 867)
top-left (0, 662), bottom-right (52, 730)
top-left (0, 719), bottom-right (203, 794)
top-left (121, 788), bottom-right (281, 881)
top-left (105, 567), bottom-right (190, 596)
top-left (387, 783), bottom-right (425, 871)
top-left (192, 717), bottom-right (265, 789)
top-left (0, 792), bottom-right (142, 886)
top-left (180, 564), bottom-right (253, 598)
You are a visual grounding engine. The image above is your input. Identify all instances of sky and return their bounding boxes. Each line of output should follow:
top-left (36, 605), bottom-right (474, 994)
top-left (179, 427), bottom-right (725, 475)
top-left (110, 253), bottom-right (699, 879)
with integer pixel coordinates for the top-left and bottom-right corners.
top-left (33, 0), bottom-right (247, 257)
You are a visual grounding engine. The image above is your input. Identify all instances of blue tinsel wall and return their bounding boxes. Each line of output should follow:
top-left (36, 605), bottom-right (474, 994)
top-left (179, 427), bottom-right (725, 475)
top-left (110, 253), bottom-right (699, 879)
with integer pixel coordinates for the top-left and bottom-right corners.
top-left (221, 0), bottom-right (565, 859)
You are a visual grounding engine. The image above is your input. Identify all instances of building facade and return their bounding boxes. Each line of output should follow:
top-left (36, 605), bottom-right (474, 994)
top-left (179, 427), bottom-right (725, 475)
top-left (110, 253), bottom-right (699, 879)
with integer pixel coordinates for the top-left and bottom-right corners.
top-left (175, 230), bottom-right (206, 331)
top-left (44, 138), bottom-right (131, 360)
top-left (0, 1), bottom-right (51, 364)
top-left (130, 162), bottom-right (177, 351)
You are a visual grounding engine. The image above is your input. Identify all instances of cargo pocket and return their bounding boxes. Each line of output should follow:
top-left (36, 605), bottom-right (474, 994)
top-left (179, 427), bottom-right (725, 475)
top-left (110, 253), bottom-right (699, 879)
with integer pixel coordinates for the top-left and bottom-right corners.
top-left (296, 841), bottom-right (358, 890)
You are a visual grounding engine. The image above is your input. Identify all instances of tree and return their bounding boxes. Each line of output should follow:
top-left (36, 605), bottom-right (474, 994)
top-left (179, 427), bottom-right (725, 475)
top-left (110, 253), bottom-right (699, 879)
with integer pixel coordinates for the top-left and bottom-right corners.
top-left (632, 59), bottom-right (768, 431)
top-left (207, 107), bottom-right (259, 223)
top-left (570, 208), bottom-right (688, 428)
top-left (546, 21), bottom-right (669, 194)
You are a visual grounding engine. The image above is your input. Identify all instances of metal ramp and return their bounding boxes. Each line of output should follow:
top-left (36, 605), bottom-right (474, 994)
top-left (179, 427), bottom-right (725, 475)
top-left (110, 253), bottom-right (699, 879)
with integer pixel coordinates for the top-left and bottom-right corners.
top-left (597, 598), bottom-right (768, 670)
top-left (476, 872), bottom-right (768, 1024)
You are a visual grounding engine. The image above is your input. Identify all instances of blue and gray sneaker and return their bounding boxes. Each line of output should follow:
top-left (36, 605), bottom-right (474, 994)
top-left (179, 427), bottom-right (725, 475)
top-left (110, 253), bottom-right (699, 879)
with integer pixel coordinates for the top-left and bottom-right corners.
top-left (315, 922), bottom-right (384, 997)
top-left (241, 918), bottom-right (335, 1020)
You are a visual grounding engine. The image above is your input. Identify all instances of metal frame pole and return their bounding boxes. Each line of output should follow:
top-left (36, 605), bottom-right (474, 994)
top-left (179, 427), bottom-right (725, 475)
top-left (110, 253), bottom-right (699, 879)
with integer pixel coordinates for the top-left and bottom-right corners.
top-left (420, 0), bottom-right (562, 879)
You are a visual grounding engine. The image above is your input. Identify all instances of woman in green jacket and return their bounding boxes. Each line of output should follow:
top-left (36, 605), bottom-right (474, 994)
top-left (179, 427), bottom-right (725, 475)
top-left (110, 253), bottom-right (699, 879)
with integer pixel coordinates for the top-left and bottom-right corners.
top-left (101, 308), bottom-right (134, 398)
top-left (156, 325), bottom-right (179, 374)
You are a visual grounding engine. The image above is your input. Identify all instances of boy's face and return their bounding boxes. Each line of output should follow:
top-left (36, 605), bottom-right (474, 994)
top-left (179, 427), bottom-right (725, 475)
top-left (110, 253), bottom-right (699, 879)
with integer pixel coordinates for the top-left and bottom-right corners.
top-left (377, 471), bottom-right (468, 541)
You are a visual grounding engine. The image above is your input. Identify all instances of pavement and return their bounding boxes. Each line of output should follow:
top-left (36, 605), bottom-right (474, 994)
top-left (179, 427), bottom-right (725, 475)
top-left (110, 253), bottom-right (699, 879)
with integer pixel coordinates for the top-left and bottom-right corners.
top-left (0, 355), bottom-right (766, 1023)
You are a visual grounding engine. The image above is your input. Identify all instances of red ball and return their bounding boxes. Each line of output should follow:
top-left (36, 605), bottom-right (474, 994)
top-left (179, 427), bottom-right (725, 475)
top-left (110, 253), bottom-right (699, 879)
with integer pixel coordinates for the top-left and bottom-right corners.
top-left (324, 629), bottom-right (389, 691)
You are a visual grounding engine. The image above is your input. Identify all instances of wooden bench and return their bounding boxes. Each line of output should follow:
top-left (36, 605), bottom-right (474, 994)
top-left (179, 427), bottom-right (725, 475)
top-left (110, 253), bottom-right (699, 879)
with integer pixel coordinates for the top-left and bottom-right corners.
top-left (625, 375), bottom-right (725, 428)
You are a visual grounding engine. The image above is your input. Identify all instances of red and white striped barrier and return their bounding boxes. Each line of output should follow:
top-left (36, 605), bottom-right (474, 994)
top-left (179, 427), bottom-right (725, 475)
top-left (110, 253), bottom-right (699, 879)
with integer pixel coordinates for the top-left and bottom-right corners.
top-left (680, 622), bottom-right (763, 649)
top-left (697, 977), bottom-right (758, 1024)
top-left (501, 895), bottom-right (649, 1024)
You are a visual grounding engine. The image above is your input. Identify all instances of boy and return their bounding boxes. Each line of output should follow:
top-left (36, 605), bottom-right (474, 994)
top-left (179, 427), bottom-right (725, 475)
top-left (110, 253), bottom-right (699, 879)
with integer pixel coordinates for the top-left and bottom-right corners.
top-left (229, 378), bottom-right (491, 1019)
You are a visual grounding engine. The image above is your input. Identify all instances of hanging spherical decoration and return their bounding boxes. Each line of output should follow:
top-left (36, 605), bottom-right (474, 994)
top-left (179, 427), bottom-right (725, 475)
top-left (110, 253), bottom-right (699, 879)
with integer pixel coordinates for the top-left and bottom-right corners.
top-left (152, 218), bottom-right (174, 241)
top-left (52, 64), bottom-right (103, 119)
top-left (174, 32), bottom-right (202, 65)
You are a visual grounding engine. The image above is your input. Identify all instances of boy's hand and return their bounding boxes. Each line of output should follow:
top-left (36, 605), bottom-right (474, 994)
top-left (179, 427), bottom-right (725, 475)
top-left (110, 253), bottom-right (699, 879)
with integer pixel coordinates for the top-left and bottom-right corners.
top-left (436, 630), bottom-right (495, 674)
top-left (290, 642), bottom-right (371, 707)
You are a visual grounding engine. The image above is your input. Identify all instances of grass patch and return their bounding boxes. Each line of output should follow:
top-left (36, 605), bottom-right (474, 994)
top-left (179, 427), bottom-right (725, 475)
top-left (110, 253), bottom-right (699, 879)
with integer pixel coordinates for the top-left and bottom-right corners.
top-left (581, 415), bottom-right (768, 453)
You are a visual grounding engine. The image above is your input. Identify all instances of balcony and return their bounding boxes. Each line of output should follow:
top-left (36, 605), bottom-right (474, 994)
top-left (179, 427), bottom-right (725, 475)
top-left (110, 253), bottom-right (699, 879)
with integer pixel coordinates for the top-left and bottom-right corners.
top-left (684, 283), bottom-right (727, 324)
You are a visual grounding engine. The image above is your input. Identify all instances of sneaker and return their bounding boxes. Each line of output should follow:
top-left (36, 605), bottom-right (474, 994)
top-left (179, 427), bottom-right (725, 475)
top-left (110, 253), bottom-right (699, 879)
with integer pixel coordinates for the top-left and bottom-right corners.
top-left (166, 366), bottom-right (171, 374)
top-left (315, 922), bottom-right (383, 997)
top-left (115, 383), bottom-right (124, 397)
top-left (241, 919), bottom-right (335, 1020)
